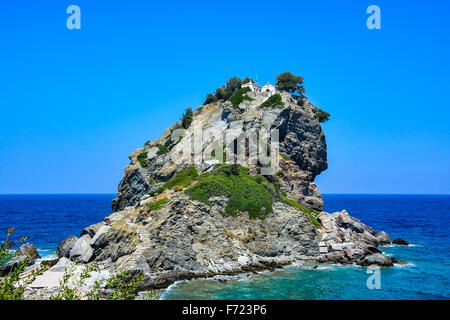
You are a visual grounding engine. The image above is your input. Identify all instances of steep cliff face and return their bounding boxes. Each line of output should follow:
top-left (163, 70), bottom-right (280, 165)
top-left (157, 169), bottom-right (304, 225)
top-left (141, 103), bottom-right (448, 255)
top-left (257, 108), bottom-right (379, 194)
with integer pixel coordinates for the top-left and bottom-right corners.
top-left (111, 91), bottom-right (327, 212)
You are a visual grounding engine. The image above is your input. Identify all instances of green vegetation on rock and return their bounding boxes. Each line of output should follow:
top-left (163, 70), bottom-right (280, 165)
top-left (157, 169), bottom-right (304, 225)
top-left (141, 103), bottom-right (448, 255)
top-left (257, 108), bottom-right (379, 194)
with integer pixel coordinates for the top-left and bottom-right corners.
top-left (280, 153), bottom-right (291, 161)
top-left (276, 71), bottom-right (305, 96)
top-left (150, 166), bottom-right (198, 196)
top-left (281, 197), bottom-right (321, 227)
top-left (314, 107), bottom-right (330, 123)
top-left (147, 198), bottom-right (169, 212)
top-left (137, 152), bottom-right (148, 167)
top-left (181, 108), bottom-right (193, 129)
top-left (259, 93), bottom-right (284, 109)
top-left (230, 87), bottom-right (253, 107)
top-left (184, 164), bottom-right (280, 219)
top-left (203, 93), bottom-right (217, 105)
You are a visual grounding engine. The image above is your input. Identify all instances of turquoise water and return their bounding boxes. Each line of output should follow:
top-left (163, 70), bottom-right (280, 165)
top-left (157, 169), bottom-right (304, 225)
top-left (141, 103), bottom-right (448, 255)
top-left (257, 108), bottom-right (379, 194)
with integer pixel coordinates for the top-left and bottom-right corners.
top-left (162, 195), bottom-right (450, 300)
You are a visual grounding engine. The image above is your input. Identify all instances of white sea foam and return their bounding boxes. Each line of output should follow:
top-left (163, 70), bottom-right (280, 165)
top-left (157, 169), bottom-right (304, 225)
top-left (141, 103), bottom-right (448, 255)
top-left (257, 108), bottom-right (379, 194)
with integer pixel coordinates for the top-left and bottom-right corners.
top-left (394, 262), bottom-right (416, 268)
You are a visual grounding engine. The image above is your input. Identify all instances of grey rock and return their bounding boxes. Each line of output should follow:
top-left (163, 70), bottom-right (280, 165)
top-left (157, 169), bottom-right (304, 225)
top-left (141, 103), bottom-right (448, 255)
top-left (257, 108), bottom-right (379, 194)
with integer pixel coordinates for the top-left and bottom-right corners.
top-left (392, 238), bottom-right (409, 246)
top-left (57, 236), bottom-right (79, 258)
top-left (80, 221), bottom-right (106, 238)
top-left (348, 221), bottom-right (365, 233)
top-left (0, 255), bottom-right (29, 275)
top-left (0, 242), bottom-right (41, 275)
top-left (69, 235), bottom-right (93, 263)
top-left (104, 211), bottom-right (125, 224)
top-left (18, 243), bottom-right (41, 260)
top-left (376, 231), bottom-right (391, 245)
top-left (345, 247), bottom-right (366, 260)
top-left (360, 253), bottom-right (394, 266)
top-left (90, 225), bottom-right (111, 249)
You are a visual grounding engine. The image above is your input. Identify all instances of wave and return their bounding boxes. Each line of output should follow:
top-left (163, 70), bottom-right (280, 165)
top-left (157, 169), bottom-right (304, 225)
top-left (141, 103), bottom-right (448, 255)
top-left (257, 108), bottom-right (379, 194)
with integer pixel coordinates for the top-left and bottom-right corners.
top-left (394, 262), bottom-right (416, 268)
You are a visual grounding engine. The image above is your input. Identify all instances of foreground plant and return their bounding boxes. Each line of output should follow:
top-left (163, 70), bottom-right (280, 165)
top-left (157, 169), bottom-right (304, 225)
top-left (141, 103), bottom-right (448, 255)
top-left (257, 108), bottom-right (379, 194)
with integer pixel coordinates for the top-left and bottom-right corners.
top-left (0, 228), bottom-right (47, 300)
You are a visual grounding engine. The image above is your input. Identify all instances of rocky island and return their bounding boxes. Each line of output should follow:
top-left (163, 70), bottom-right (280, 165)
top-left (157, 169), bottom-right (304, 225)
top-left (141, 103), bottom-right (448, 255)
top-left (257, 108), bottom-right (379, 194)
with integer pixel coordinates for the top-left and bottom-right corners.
top-left (24, 74), bottom-right (405, 297)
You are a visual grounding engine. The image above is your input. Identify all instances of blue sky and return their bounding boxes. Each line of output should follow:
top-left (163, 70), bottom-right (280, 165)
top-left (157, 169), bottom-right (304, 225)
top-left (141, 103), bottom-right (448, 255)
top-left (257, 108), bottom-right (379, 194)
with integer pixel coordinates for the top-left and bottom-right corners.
top-left (0, 0), bottom-right (449, 194)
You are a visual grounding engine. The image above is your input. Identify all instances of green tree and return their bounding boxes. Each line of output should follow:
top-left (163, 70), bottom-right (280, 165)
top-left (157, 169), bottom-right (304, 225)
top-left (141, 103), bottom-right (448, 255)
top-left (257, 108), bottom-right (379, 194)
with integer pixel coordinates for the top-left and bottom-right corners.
top-left (214, 86), bottom-right (233, 101)
top-left (181, 108), bottom-right (193, 129)
top-left (203, 93), bottom-right (217, 105)
top-left (242, 76), bottom-right (254, 84)
top-left (275, 72), bottom-right (305, 96)
top-left (225, 77), bottom-right (242, 93)
top-left (314, 107), bottom-right (330, 123)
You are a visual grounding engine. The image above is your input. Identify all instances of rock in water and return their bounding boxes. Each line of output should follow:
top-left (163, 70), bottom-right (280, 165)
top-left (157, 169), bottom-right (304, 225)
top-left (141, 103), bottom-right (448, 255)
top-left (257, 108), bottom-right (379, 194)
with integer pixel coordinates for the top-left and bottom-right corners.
top-left (69, 235), bottom-right (93, 263)
top-left (361, 253), bottom-right (394, 267)
top-left (376, 231), bottom-right (391, 245)
top-left (392, 238), bottom-right (410, 246)
top-left (57, 236), bottom-right (79, 258)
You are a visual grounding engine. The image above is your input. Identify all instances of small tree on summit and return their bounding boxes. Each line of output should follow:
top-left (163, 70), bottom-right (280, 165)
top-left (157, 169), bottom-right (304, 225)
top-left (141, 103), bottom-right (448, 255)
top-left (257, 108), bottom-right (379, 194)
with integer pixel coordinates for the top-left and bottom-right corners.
top-left (203, 93), bottom-right (218, 105)
top-left (225, 77), bottom-right (242, 92)
top-left (214, 86), bottom-right (233, 101)
top-left (276, 72), bottom-right (305, 96)
top-left (242, 77), bottom-right (254, 84)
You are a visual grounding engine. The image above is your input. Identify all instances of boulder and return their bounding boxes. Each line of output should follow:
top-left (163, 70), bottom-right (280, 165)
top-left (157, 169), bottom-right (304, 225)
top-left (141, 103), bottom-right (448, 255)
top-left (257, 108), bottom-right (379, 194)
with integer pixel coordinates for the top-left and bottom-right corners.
top-left (376, 231), bottom-right (391, 245)
top-left (333, 210), bottom-right (352, 226)
top-left (345, 247), bottom-right (366, 260)
top-left (18, 243), bottom-right (41, 260)
top-left (0, 255), bottom-right (29, 275)
top-left (57, 236), bottom-right (79, 258)
top-left (80, 221), bottom-right (106, 238)
top-left (360, 253), bottom-right (394, 266)
top-left (392, 238), bottom-right (409, 246)
top-left (90, 225), bottom-right (111, 249)
top-left (348, 221), bottom-right (365, 233)
top-left (69, 235), bottom-right (93, 263)
top-left (104, 211), bottom-right (125, 224)
top-left (316, 213), bottom-right (333, 231)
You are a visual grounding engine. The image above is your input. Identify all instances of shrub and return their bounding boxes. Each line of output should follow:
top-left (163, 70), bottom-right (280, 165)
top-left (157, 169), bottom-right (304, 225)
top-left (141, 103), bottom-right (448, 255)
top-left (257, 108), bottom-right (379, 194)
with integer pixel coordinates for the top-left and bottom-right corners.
top-left (259, 93), bottom-right (284, 109)
top-left (0, 228), bottom-right (48, 300)
top-left (280, 153), bottom-right (291, 161)
top-left (225, 77), bottom-right (242, 92)
top-left (214, 86), bottom-right (234, 101)
top-left (184, 164), bottom-right (282, 219)
top-left (314, 107), bottom-right (330, 123)
top-left (276, 72), bottom-right (305, 96)
top-left (173, 185), bottom-right (184, 191)
top-left (181, 108), bottom-right (193, 129)
top-left (281, 197), bottom-right (321, 227)
top-left (204, 93), bottom-right (217, 105)
top-left (147, 198), bottom-right (169, 212)
top-left (150, 166), bottom-right (198, 196)
top-left (157, 144), bottom-right (168, 155)
top-left (137, 152), bottom-right (148, 167)
top-left (229, 87), bottom-right (253, 107)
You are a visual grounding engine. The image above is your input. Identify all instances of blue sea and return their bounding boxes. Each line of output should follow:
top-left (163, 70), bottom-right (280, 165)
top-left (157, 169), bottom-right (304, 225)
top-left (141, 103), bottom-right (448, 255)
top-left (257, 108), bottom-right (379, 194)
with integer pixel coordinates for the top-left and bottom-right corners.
top-left (0, 194), bottom-right (448, 300)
